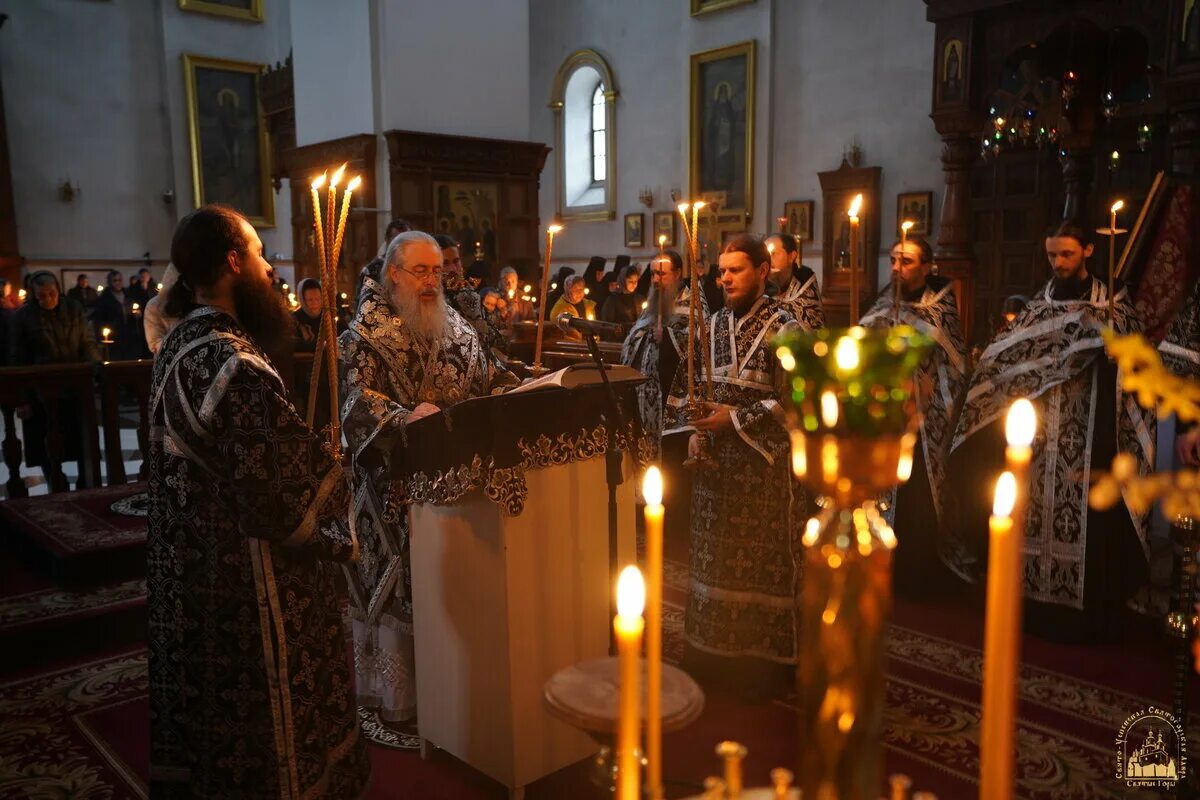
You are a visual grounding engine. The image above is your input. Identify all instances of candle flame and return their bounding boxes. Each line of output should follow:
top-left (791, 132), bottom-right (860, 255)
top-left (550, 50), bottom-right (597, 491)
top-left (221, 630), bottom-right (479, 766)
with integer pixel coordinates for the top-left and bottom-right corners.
top-left (281, 283), bottom-right (288, 290)
top-left (340, 292), bottom-right (348, 299)
top-left (791, 431), bottom-right (807, 480)
top-left (616, 566), bottom-right (645, 618)
top-left (547, 224), bottom-right (563, 234)
top-left (523, 284), bottom-right (532, 293)
top-left (848, 194), bottom-right (863, 219)
top-left (1110, 199), bottom-right (1125, 214)
top-left (1005, 398), bottom-right (1036, 448)
top-left (311, 172), bottom-right (326, 190)
top-left (693, 201), bottom-right (706, 211)
top-left (767, 242), bottom-right (775, 254)
top-left (330, 163), bottom-right (346, 188)
top-left (642, 466), bottom-right (663, 506)
top-left (901, 220), bottom-right (915, 233)
top-left (132, 303), bottom-right (140, 312)
top-left (18, 289), bottom-right (25, 299)
top-left (101, 327), bottom-right (111, 337)
top-left (820, 390), bottom-right (840, 428)
top-left (677, 203), bottom-right (690, 214)
top-left (834, 336), bottom-right (860, 372)
top-left (346, 175), bottom-right (362, 192)
top-left (993, 471), bottom-right (1017, 518)
top-left (157, 282), bottom-right (164, 291)
top-left (802, 516), bottom-right (819, 547)
top-left (775, 346), bottom-right (796, 373)
top-left (658, 234), bottom-right (666, 246)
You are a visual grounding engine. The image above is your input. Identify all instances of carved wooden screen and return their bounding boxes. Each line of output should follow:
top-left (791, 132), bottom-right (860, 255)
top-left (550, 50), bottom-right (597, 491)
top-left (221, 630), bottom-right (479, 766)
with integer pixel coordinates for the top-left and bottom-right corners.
top-left (384, 130), bottom-right (550, 283)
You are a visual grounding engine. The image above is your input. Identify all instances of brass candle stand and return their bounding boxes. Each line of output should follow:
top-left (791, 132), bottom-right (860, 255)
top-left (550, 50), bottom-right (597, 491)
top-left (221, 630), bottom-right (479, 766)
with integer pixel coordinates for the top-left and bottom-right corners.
top-left (678, 738), bottom-right (942, 799)
top-left (774, 325), bottom-right (931, 800)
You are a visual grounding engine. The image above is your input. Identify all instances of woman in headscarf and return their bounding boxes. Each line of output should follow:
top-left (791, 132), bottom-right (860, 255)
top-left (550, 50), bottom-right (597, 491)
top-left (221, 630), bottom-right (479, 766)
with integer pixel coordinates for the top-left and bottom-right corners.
top-left (599, 264), bottom-right (645, 331)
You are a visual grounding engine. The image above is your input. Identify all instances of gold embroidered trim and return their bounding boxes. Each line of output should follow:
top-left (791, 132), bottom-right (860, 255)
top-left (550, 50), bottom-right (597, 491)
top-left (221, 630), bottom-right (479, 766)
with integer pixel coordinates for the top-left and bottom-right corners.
top-left (389, 425), bottom-right (653, 516)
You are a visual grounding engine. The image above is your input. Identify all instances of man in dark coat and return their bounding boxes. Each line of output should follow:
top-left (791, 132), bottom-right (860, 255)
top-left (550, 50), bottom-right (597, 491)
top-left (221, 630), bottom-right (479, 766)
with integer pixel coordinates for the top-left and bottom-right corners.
top-left (93, 270), bottom-right (140, 359)
top-left (9, 271), bottom-right (100, 490)
top-left (66, 274), bottom-right (99, 310)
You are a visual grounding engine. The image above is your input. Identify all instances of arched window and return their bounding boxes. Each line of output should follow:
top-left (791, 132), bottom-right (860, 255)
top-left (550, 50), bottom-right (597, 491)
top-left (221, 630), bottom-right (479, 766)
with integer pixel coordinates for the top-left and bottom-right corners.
top-left (591, 84), bottom-right (606, 185)
top-left (550, 50), bottom-right (618, 221)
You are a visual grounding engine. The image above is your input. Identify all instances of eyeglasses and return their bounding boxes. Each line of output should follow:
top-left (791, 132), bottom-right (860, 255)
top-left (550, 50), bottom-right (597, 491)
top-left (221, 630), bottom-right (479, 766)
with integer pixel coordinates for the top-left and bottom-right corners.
top-left (398, 264), bottom-right (444, 279)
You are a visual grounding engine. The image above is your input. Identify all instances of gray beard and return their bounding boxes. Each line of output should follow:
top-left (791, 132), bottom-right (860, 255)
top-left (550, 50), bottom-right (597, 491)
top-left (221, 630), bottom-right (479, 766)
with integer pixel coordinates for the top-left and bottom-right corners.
top-left (392, 286), bottom-right (449, 345)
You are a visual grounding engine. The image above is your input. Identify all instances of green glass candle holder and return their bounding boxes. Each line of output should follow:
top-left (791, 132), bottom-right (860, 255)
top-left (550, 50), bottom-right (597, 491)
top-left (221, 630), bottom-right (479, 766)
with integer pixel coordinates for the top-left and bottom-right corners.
top-left (773, 325), bottom-right (932, 800)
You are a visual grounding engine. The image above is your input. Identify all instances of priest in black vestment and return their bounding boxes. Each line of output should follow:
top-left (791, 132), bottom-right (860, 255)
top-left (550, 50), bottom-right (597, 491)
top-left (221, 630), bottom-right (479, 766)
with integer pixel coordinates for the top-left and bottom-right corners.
top-left (859, 236), bottom-right (966, 598)
top-left (944, 221), bottom-right (1155, 642)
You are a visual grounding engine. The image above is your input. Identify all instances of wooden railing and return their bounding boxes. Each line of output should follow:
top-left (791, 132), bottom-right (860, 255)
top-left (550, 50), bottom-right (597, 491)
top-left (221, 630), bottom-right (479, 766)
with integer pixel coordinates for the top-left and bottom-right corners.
top-left (0, 352), bottom-right (320, 498)
top-left (0, 343), bottom-right (602, 498)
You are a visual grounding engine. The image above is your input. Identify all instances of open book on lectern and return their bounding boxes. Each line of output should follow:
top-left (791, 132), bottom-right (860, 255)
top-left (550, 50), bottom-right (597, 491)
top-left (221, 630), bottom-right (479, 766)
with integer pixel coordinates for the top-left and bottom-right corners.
top-left (507, 362), bottom-right (644, 394)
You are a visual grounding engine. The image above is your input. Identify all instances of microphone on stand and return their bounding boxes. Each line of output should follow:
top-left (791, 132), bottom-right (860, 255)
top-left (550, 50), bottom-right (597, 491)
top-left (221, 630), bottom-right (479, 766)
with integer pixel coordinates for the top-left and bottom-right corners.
top-left (556, 313), bottom-right (627, 339)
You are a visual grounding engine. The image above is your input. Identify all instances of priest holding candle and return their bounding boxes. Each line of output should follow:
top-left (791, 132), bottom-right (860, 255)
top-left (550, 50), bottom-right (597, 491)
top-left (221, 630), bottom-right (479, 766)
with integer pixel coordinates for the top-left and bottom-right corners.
top-left (944, 218), bottom-right (1155, 643)
top-left (667, 233), bottom-right (802, 694)
top-left (858, 234), bottom-right (966, 599)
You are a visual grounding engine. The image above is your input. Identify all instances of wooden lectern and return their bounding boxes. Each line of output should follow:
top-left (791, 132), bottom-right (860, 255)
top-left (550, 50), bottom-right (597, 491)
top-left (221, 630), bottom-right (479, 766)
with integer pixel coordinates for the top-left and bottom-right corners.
top-left (390, 383), bottom-right (643, 800)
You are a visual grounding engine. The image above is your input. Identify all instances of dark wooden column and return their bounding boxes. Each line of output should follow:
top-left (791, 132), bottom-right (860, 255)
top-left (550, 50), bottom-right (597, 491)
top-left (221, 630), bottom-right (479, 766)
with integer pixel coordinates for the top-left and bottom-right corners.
top-left (1060, 151), bottom-right (1095, 219)
top-left (933, 128), bottom-right (979, 341)
top-left (926, 3), bottom-right (982, 342)
top-left (1167, 0), bottom-right (1200, 178)
top-left (0, 15), bottom-right (22, 283)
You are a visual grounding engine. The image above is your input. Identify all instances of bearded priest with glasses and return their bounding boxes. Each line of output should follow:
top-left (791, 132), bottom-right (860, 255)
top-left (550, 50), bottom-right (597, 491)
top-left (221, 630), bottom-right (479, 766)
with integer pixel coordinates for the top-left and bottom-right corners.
top-left (339, 230), bottom-right (512, 731)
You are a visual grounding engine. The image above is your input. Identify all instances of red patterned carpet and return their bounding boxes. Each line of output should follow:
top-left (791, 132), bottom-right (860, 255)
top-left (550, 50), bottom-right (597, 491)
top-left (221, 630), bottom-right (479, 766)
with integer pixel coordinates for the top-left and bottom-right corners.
top-left (1, 558), bottom-right (1196, 799)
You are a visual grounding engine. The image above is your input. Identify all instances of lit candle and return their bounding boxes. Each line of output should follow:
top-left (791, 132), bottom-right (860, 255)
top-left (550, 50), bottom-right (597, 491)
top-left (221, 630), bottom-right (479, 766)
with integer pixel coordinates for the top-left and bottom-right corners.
top-left (326, 164), bottom-right (345, 268)
top-left (690, 202), bottom-right (713, 403)
top-left (614, 566), bottom-right (645, 800)
top-left (895, 220), bottom-right (914, 325)
top-left (18, 289), bottom-right (26, 300)
top-left (1005, 398), bottom-right (1035, 486)
top-left (156, 282), bottom-right (164, 291)
top-left (848, 194), bottom-right (863, 322)
top-left (1107, 200), bottom-right (1125, 322)
top-left (642, 468), bottom-right (665, 800)
top-left (101, 326), bottom-right (112, 342)
top-left (533, 222), bottom-right (562, 372)
top-left (980, 470), bottom-right (1019, 800)
top-left (678, 203), bottom-right (696, 408)
top-left (310, 173), bottom-right (329, 277)
top-left (658, 233), bottom-right (666, 260)
top-left (281, 283), bottom-right (289, 291)
top-left (332, 175), bottom-right (362, 274)
top-left (131, 302), bottom-right (140, 314)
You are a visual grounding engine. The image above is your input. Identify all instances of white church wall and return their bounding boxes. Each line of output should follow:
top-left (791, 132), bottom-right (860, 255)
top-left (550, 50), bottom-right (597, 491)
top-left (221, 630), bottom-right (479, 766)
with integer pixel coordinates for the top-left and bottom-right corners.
top-left (772, 0), bottom-right (942, 284)
top-left (1, 0), bottom-right (295, 274)
top-left (374, 0), bottom-right (531, 142)
top-left (291, 0), bottom-right (374, 147)
top-left (529, 0), bottom-right (941, 286)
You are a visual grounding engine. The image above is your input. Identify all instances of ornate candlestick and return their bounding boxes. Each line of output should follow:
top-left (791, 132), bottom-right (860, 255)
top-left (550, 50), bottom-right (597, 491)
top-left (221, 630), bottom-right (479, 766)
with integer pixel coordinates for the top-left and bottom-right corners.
top-left (775, 325), bottom-right (932, 799)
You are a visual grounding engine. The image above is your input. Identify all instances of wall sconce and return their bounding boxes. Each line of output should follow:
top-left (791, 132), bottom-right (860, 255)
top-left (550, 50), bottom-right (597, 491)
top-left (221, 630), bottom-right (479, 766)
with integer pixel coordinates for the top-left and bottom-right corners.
top-left (639, 186), bottom-right (654, 207)
top-left (58, 179), bottom-right (79, 203)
